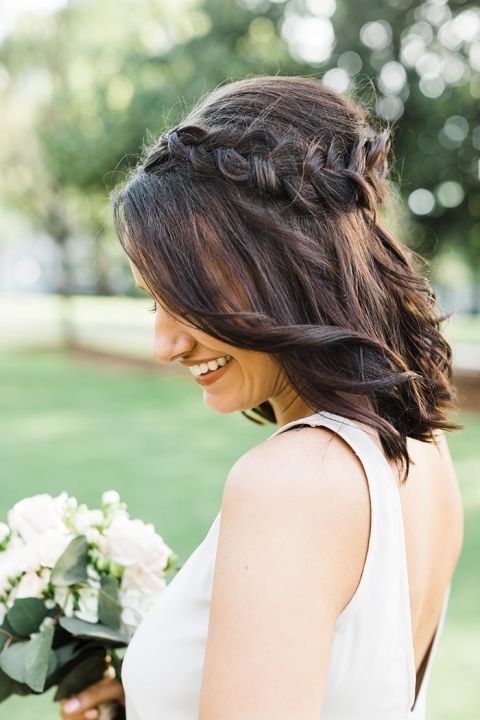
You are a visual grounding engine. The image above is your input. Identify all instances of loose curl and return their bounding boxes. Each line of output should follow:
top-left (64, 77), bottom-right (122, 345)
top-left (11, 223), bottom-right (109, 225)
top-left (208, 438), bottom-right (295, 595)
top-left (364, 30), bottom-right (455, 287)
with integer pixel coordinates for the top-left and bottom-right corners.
top-left (111, 75), bottom-right (461, 483)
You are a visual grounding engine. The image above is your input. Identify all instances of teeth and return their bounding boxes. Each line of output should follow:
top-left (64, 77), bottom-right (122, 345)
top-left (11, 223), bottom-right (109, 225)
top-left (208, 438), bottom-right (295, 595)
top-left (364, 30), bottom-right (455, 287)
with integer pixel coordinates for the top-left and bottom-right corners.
top-left (189, 355), bottom-right (232, 377)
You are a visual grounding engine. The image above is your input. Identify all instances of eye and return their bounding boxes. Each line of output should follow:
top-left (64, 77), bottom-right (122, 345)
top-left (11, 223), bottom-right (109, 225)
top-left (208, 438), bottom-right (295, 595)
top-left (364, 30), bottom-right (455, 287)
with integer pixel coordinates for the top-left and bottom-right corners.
top-left (148, 301), bottom-right (157, 313)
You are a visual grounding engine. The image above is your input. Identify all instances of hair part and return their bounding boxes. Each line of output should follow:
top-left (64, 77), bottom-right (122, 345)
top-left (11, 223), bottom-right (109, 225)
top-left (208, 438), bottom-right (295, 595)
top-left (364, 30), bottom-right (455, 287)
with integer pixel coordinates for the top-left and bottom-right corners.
top-left (111, 74), bottom-right (461, 483)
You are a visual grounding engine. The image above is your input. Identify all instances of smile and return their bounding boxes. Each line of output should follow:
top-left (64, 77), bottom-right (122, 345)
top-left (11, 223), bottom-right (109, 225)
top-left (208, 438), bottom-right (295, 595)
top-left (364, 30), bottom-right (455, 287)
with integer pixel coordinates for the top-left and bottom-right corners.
top-left (193, 357), bottom-right (233, 386)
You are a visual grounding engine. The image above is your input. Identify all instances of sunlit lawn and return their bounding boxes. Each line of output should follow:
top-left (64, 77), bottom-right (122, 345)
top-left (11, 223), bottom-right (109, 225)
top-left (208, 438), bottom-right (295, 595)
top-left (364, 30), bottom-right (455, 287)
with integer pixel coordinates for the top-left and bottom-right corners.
top-left (0, 349), bottom-right (478, 720)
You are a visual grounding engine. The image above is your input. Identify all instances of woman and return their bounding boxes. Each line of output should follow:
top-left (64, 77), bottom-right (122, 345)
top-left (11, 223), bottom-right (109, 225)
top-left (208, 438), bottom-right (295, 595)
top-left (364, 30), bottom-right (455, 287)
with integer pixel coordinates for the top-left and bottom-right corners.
top-left (59, 75), bottom-right (464, 720)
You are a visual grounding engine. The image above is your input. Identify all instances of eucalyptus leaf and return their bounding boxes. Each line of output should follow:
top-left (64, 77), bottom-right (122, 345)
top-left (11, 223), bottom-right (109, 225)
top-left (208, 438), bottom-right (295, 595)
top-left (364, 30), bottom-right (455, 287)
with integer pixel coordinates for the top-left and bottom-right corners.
top-left (98, 575), bottom-right (121, 630)
top-left (44, 641), bottom-right (99, 691)
top-left (54, 649), bottom-right (106, 701)
top-left (59, 617), bottom-right (129, 646)
top-left (11, 681), bottom-right (32, 697)
top-left (0, 667), bottom-right (15, 703)
top-left (24, 623), bottom-right (55, 692)
top-left (51, 536), bottom-right (89, 586)
top-left (0, 641), bottom-right (28, 684)
top-left (6, 598), bottom-right (49, 638)
top-left (52, 640), bottom-right (85, 669)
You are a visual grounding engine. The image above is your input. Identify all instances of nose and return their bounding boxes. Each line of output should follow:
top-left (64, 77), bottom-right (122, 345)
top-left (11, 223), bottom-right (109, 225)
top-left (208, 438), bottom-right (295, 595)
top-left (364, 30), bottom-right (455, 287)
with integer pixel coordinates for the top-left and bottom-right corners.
top-left (152, 305), bottom-right (195, 364)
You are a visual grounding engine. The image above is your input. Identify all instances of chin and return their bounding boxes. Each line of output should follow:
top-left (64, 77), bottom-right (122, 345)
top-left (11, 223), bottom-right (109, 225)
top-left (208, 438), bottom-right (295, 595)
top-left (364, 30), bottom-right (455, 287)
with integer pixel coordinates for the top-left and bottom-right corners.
top-left (203, 394), bottom-right (245, 415)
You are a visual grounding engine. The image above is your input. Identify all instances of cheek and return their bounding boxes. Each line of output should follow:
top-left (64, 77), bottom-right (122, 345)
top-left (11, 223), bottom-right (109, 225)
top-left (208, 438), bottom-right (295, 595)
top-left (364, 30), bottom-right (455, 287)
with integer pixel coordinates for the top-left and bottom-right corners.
top-left (239, 353), bottom-right (277, 383)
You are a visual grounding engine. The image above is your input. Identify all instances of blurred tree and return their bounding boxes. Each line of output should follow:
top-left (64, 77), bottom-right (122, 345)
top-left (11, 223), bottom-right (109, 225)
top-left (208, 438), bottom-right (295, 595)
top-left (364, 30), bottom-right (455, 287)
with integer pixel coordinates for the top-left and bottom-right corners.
top-left (325, 0), bottom-right (479, 307)
top-left (0, 0), bottom-right (478, 307)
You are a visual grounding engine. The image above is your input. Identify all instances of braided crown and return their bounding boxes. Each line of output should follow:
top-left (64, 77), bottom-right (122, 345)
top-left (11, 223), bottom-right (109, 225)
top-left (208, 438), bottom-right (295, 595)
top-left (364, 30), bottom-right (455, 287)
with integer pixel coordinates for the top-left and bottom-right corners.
top-left (142, 123), bottom-right (391, 216)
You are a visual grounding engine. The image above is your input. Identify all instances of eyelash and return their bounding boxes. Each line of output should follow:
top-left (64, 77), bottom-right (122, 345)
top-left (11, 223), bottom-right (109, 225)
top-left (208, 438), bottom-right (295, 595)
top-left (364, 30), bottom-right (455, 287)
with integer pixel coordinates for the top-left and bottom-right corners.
top-left (148, 301), bottom-right (157, 313)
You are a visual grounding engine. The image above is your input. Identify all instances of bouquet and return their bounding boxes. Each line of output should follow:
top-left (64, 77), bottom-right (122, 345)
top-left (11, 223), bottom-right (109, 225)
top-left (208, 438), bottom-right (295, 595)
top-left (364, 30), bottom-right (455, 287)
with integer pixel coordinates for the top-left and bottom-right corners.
top-left (0, 491), bottom-right (177, 719)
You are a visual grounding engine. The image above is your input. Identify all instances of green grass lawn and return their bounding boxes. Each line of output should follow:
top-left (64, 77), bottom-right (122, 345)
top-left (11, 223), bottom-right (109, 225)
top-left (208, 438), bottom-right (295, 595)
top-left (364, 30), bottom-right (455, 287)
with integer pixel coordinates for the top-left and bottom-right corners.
top-left (0, 349), bottom-right (478, 720)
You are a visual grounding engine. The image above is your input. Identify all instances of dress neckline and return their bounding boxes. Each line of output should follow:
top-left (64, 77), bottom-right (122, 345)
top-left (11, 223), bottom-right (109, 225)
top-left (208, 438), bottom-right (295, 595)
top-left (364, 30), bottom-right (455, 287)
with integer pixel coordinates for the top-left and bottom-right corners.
top-left (265, 409), bottom-right (451, 715)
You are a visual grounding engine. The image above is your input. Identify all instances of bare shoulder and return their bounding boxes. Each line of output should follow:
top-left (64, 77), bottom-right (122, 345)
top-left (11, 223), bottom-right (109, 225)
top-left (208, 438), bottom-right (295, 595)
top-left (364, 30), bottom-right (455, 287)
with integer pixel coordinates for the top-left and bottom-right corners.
top-left (227, 424), bottom-right (369, 519)
top-left (222, 424), bottom-right (371, 615)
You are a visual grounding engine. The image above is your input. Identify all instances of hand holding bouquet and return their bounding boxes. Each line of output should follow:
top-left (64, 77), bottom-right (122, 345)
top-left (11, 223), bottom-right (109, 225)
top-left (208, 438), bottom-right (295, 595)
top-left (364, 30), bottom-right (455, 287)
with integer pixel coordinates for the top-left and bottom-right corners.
top-left (0, 491), bottom-right (177, 719)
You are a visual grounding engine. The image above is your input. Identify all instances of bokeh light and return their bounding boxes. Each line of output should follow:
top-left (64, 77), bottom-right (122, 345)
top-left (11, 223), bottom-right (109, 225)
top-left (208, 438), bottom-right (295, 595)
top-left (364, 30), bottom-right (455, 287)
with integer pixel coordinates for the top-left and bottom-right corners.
top-left (360, 20), bottom-right (392, 50)
top-left (408, 188), bottom-right (436, 215)
top-left (435, 180), bottom-right (465, 208)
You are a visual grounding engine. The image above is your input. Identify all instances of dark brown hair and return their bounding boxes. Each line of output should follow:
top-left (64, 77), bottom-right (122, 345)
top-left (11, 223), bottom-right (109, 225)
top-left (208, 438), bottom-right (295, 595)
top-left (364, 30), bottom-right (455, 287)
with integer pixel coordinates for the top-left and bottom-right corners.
top-left (111, 74), bottom-right (461, 483)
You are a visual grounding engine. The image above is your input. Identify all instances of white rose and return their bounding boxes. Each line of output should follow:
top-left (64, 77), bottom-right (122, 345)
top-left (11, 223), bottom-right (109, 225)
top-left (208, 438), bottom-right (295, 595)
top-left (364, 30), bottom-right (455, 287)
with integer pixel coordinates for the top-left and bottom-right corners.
top-left (0, 547), bottom-right (20, 591)
top-left (15, 571), bottom-right (44, 599)
top-left (0, 544), bottom-right (39, 596)
top-left (120, 586), bottom-right (164, 631)
top-left (104, 516), bottom-right (172, 573)
top-left (119, 569), bottom-right (167, 632)
top-left (8, 493), bottom-right (68, 543)
top-left (75, 586), bottom-right (99, 624)
top-left (35, 529), bottom-right (74, 569)
top-left (121, 565), bottom-right (167, 595)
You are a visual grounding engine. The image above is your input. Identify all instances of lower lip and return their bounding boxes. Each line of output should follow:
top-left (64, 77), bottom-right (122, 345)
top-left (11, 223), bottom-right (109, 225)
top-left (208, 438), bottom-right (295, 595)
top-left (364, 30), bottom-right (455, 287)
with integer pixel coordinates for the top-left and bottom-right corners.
top-left (194, 360), bottom-right (232, 386)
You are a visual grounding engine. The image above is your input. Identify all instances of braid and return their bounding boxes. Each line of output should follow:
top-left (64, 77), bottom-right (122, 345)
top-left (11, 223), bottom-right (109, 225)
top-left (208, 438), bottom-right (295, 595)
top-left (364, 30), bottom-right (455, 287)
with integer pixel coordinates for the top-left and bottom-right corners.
top-left (141, 123), bottom-right (391, 218)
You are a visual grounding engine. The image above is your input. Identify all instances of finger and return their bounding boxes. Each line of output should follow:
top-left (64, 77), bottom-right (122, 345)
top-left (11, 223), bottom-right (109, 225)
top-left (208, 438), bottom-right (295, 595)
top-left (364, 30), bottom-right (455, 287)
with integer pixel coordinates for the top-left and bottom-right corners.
top-left (60, 706), bottom-right (86, 720)
top-left (84, 711), bottom-right (98, 720)
top-left (61, 677), bottom-right (124, 715)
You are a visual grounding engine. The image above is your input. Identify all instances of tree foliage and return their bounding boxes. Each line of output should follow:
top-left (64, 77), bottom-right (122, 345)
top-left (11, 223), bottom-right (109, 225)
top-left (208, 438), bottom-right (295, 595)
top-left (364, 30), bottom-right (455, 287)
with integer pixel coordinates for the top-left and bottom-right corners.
top-left (0, 0), bottom-right (478, 294)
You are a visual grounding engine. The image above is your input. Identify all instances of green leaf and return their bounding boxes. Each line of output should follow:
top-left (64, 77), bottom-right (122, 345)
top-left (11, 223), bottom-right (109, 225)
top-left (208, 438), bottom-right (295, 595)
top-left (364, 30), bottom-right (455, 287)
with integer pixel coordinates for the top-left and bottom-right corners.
top-left (44, 641), bottom-right (98, 691)
top-left (52, 640), bottom-right (84, 669)
top-left (0, 667), bottom-right (15, 703)
top-left (51, 536), bottom-right (89, 586)
top-left (53, 649), bottom-right (106, 701)
top-left (6, 599), bottom-right (49, 638)
top-left (98, 575), bottom-right (121, 630)
top-left (109, 649), bottom-right (123, 680)
top-left (24, 623), bottom-right (55, 692)
top-left (11, 681), bottom-right (32, 697)
top-left (59, 617), bottom-right (129, 646)
top-left (0, 641), bottom-right (28, 684)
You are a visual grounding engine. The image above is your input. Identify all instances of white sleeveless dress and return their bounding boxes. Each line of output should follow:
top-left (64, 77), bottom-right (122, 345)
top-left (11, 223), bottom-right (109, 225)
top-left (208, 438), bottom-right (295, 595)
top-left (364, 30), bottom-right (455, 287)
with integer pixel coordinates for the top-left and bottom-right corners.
top-left (122, 410), bottom-right (451, 719)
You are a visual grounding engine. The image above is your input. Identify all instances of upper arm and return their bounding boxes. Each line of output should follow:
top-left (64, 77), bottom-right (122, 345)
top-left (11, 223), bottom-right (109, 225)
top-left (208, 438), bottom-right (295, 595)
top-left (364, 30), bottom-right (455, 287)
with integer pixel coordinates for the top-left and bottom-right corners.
top-left (199, 427), bottom-right (371, 720)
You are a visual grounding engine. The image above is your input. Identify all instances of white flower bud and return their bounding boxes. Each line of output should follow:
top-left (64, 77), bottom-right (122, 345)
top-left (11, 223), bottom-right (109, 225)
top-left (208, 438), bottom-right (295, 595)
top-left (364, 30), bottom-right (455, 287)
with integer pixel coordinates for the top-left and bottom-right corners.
top-left (102, 490), bottom-right (120, 506)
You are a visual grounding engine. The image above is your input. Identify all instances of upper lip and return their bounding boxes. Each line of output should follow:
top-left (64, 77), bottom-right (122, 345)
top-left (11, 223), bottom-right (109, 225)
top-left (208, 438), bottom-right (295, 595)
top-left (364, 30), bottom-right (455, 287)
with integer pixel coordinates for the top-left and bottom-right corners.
top-left (181, 356), bottom-right (230, 367)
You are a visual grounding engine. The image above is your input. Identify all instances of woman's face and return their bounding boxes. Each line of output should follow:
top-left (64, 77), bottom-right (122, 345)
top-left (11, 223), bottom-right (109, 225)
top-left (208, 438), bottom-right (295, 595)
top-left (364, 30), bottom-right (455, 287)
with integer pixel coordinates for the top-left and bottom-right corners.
top-left (129, 260), bottom-right (315, 425)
